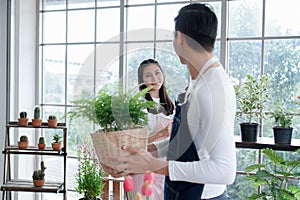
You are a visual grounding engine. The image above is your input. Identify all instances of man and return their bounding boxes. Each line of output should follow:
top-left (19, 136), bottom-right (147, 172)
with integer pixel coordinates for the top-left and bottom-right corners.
top-left (107, 3), bottom-right (236, 200)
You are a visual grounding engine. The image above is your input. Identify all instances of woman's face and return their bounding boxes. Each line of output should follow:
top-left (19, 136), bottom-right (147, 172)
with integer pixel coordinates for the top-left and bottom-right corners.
top-left (142, 64), bottom-right (164, 91)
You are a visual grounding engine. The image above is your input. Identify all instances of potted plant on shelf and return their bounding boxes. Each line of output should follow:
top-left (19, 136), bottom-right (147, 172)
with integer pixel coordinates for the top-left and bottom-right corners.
top-left (18, 135), bottom-right (29, 149)
top-left (48, 115), bottom-right (58, 127)
top-left (68, 85), bottom-right (158, 174)
top-left (38, 136), bottom-right (46, 149)
top-left (32, 161), bottom-right (46, 187)
top-left (32, 105), bottom-right (42, 127)
top-left (269, 104), bottom-right (297, 144)
top-left (18, 111), bottom-right (29, 126)
top-left (51, 133), bottom-right (62, 151)
top-left (234, 74), bottom-right (269, 142)
top-left (75, 142), bottom-right (105, 200)
top-left (245, 148), bottom-right (300, 199)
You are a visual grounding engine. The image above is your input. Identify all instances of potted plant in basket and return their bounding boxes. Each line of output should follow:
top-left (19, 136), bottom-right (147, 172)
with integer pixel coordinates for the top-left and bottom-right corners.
top-left (38, 136), bottom-right (46, 149)
top-left (245, 148), bottom-right (300, 199)
top-left (18, 135), bottom-right (29, 149)
top-left (234, 74), bottom-right (269, 142)
top-left (18, 111), bottom-right (29, 126)
top-left (75, 141), bottom-right (105, 200)
top-left (32, 161), bottom-right (46, 187)
top-left (32, 105), bottom-right (42, 127)
top-left (51, 133), bottom-right (62, 151)
top-left (68, 85), bottom-right (159, 174)
top-left (269, 104), bottom-right (297, 144)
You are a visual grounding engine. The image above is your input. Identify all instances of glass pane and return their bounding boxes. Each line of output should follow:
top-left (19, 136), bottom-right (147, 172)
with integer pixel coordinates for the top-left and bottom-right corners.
top-left (42, 0), bottom-right (66, 10)
top-left (67, 44), bottom-right (95, 102)
top-left (264, 39), bottom-right (300, 109)
top-left (228, 0), bottom-right (262, 37)
top-left (68, 10), bottom-right (95, 43)
top-left (97, 0), bottom-right (120, 7)
top-left (227, 174), bottom-right (257, 200)
top-left (126, 6), bottom-right (155, 41)
top-left (227, 41), bottom-right (261, 80)
top-left (265, 0), bottom-right (300, 36)
top-left (97, 8), bottom-right (120, 42)
top-left (68, 0), bottom-right (95, 9)
top-left (127, 0), bottom-right (154, 4)
top-left (42, 11), bottom-right (66, 43)
top-left (95, 43), bottom-right (120, 89)
top-left (157, 4), bottom-right (183, 32)
top-left (43, 45), bottom-right (66, 104)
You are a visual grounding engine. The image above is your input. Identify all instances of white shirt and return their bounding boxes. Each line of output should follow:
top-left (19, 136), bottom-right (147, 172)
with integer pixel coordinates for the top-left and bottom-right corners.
top-left (154, 62), bottom-right (237, 198)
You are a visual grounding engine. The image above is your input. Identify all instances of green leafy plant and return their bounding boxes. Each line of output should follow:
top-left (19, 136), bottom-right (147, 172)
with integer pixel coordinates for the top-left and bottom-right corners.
top-left (32, 161), bottom-right (46, 180)
top-left (52, 133), bottom-right (62, 143)
top-left (75, 141), bottom-right (105, 200)
top-left (19, 111), bottom-right (27, 119)
top-left (234, 74), bottom-right (270, 124)
top-left (20, 135), bottom-right (28, 142)
top-left (34, 106), bottom-right (41, 119)
top-left (68, 86), bottom-right (158, 132)
top-left (245, 148), bottom-right (300, 200)
top-left (269, 104), bottom-right (296, 128)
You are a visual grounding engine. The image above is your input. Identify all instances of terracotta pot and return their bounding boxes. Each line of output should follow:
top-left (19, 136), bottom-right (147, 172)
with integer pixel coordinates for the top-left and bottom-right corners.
top-left (18, 118), bottom-right (29, 126)
top-left (18, 141), bottom-right (29, 149)
top-left (33, 179), bottom-right (45, 187)
top-left (38, 143), bottom-right (46, 149)
top-left (52, 142), bottom-right (62, 151)
top-left (32, 119), bottom-right (42, 127)
top-left (48, 119), bottom-right (58, 127)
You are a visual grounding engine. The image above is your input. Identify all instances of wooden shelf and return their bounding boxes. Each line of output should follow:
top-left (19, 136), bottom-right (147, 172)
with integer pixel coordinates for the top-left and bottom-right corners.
top-left (1, 179), bottom-right (64, 193)
top-left (7, 121), bottom-right (66, 129)
top-left (2, 146), bottom-right (66, 156)
top-left (235, 136), bottom-right (300, 151)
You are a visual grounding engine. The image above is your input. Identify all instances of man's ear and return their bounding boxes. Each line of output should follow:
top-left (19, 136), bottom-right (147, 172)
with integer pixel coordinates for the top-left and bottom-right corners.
top-left (175, 31), bottom-right (184, 46)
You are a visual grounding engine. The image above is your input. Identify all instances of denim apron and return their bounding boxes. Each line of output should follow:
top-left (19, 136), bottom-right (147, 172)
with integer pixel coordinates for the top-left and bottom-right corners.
top-left (164, 94), bottom-right (204, 200)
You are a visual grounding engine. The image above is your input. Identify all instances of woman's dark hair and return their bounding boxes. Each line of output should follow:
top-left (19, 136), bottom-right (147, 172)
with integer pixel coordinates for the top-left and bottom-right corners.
top-left (174, 3), bottom-right (218, 52)
top-left (138, 59), bottom-right (174, 116)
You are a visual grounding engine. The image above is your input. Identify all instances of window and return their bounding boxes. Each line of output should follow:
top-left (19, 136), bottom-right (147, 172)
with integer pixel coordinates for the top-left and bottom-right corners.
top-left (38, 0), bottom-right (300, 199)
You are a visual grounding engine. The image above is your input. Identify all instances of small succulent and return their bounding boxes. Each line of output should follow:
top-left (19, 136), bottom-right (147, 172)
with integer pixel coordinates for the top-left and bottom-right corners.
top-left (19, 112), bottom-right (27, 119)
top-left (32, 161), bottom-right (46, 180)
top-left (48, 115), bottom-right (57, 120)
top-left (52, 134), bottom-right (62, 143)
top-left (34, 106), bottom-right (41, 119)
top-left (38, 136), bottom-right (45, 144)
top-left (20, 135), bottom-right (28, 142)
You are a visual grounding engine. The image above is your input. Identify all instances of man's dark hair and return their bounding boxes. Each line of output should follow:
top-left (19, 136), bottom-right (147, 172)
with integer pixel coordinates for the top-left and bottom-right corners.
top-left (174, 3), bottom-right (218, 52)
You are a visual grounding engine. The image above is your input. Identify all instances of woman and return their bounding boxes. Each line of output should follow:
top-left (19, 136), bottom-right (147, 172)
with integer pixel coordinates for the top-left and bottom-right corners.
top-left (132, 58), bottom-right (174, 199)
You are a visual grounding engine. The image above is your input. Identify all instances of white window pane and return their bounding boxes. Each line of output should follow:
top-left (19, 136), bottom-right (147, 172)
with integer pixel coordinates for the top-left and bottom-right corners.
top-left (228, 0), bottom-right (262, 37)
top-left (68, 10), bottom-right (95, 43)
top-left (95, 43), bottom-right (120, 89)
top-left (43, 45), bottom-right (66, 104)
top-left (265, 0), bottom-right (300, 36)
top-left (42, 11), bottom-right (66, 43)
top-left (42, 0), bottom-right (66, 10)
top-left (157, 4), bottom-right (183, 33)
top-left (97, 0), bottom-right (120, 7)
top-left (67, 44), bottom-right (95, 102)
top-left (126, 6), bottom-right (155, 41)
top-left (127, 0), bottom-right (154, 5)
top-left (228, 40), bottom-right (261, 79)
top-left (97, 8), bottom-right (120, 42)
top-left (68, 0), bottom-right (96, 9)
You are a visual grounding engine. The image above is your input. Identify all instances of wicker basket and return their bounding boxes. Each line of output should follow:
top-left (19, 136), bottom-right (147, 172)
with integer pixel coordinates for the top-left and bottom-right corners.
top-left (91, 127), bottom-right (148, 175)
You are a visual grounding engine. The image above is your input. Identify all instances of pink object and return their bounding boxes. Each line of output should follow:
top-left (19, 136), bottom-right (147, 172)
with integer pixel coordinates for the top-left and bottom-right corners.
top-left (144, 171), bottom-right (156, 184)
top-left (142, 181), bottom-right (154, 196)
top-left (124, 176), bottom-right (135, 192)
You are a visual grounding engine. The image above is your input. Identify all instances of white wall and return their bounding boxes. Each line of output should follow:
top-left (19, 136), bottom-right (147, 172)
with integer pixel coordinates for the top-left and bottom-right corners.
top-left (0, 0), bottom-right (7, 199)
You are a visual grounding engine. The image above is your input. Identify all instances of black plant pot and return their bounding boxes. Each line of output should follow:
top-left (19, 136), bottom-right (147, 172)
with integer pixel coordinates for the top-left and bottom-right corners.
top-left (273, 126), bottom-right (293, 144)
top-left (240, 123), bottom-right (259, 142)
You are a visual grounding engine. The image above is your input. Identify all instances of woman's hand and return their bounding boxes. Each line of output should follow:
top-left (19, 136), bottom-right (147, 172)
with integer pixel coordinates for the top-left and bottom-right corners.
top-left (106, 146), bottom-right (169, 177)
